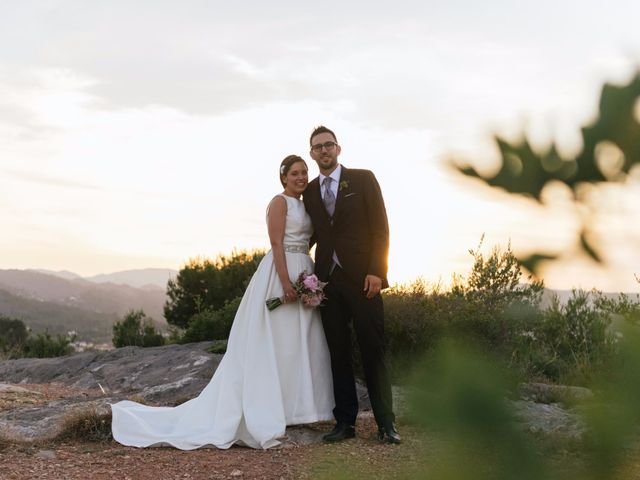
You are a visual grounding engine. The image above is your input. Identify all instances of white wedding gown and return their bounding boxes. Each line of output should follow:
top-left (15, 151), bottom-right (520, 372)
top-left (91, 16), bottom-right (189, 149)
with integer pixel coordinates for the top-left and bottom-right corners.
top-left (111, 194), bottom-right (334, 449)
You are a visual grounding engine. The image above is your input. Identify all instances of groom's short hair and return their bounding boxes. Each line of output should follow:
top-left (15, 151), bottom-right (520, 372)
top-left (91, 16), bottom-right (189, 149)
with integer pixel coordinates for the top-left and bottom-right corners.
top-left (309, 125), bottom-right (338, 146)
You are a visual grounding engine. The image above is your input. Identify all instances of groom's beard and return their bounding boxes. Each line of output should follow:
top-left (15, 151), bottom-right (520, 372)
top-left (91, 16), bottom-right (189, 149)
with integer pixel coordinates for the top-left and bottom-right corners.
top-left (317, 153), bottom-right (338, 172)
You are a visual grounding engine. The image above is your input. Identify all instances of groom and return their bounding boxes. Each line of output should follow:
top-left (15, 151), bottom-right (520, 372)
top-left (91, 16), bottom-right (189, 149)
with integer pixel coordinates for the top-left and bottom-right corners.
top-left (303, 125), bottom-right (400, 444)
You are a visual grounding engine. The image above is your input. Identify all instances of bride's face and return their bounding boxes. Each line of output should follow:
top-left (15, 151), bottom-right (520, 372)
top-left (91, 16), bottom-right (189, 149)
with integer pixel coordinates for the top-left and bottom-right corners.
top-left (283, 161), bottom-right (309, 196)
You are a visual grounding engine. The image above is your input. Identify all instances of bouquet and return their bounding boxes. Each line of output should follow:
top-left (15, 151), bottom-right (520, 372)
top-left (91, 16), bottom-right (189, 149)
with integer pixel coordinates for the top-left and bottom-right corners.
top-left (266, 270), bottom-right (327, 311)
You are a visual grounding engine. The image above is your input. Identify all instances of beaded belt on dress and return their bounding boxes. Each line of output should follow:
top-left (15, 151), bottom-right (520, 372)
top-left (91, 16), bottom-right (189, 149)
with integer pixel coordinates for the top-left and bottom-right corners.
top-left (283, 243), bottom-right (309, 254)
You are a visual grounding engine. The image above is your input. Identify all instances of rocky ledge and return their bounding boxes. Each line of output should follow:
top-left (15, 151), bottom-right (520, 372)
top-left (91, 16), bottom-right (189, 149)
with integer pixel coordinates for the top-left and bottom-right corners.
top-left (0, 342), bottom-right (371, 444)
top-left (0, 343), bottom-right (588, 444)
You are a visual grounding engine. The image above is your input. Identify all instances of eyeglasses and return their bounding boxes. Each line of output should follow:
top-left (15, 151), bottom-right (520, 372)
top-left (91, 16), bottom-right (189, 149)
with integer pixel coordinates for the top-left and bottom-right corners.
top-left (311, 141), bottom-right (338, 153)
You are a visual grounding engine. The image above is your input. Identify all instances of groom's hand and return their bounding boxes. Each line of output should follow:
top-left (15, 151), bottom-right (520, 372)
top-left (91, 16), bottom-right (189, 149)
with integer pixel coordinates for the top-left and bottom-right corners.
top-left (363, 274), bottom-right (382, 299)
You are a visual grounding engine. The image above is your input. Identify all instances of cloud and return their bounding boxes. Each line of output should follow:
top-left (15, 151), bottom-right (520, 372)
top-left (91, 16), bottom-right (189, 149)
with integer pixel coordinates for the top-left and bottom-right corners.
top-left (2, 0), bottom-right (639, 134)
top-left (0, 167), bottom-right (108, 191)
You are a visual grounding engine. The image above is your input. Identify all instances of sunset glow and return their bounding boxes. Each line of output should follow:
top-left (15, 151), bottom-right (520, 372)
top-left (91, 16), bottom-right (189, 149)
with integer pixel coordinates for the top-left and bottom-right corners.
top-left (2, 1), bottom-right (639, 292)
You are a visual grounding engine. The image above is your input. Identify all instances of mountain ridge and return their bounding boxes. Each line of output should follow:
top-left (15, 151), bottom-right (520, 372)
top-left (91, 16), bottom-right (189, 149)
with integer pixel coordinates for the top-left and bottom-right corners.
top-left (31, 267), bottom-right (177, 289)
top-left (0, 269), bottom-right (169, 343)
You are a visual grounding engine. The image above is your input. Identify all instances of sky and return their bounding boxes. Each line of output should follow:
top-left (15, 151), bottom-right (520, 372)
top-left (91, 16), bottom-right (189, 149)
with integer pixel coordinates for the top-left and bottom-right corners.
top-left (1, 0), bottom-right (639, 292)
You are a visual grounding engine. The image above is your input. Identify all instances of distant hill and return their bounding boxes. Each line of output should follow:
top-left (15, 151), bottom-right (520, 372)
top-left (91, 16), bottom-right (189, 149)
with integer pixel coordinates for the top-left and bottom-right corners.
top-left (0, 288), bottom-right (118, 343)
top-left (31, 267), bottom-right (176, 289)
top-left (31, 269), bottom-right (83, 281)
top-left (85, 268), bottom-right (176, 289)
top-left (0, 270), bottom-right (169, 343)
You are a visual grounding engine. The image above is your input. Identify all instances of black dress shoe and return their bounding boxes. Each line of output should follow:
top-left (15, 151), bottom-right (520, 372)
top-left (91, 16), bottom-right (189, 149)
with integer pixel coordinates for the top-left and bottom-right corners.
top-left (378, 422), bottom-right (401, 444)
top-left (323, 423), bottom-right (356, 442)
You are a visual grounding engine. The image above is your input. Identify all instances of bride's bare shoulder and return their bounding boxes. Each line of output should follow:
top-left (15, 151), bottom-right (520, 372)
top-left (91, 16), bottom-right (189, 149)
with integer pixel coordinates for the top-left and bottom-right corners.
top-left (266, 194), bottom-right (287, 215)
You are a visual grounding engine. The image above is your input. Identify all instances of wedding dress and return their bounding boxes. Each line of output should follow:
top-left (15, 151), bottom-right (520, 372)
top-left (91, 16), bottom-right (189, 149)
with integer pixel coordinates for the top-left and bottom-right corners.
top-left (111, 194), bottom-right (334, 449)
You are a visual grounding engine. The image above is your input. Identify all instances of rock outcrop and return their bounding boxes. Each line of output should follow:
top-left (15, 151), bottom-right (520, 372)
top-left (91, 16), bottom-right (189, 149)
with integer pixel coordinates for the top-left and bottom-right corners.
top-left (0, 342), bottom-right (373, 444)
top-left (0, 343), bottom-right (590, 444)
top-left (0, 342), bottom-right (223, 442)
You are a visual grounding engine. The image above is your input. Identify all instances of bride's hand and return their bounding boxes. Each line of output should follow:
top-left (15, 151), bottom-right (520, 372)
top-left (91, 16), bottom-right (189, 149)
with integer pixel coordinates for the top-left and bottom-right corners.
top-left (283, 283), bottom-right (297, 303)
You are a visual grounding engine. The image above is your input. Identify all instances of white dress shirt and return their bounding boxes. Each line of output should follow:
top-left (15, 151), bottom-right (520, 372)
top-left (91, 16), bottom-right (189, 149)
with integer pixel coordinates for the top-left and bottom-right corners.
top-left (319, 164), bottom-right (342, 202)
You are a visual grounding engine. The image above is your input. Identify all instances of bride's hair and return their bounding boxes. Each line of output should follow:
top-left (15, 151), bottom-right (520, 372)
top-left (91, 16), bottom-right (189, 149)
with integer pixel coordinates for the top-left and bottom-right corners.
top-left (279, 155), bottom-right (307, 186)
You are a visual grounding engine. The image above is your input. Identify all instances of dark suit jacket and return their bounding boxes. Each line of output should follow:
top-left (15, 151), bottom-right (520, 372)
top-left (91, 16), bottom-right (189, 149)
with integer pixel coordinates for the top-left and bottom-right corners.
top-left (303, 166), bottom-right (390, 289)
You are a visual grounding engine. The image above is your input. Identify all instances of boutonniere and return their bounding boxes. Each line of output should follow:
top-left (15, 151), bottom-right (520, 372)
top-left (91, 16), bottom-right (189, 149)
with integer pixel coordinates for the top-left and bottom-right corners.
top-left (339, 180), bottom-right (350, 192)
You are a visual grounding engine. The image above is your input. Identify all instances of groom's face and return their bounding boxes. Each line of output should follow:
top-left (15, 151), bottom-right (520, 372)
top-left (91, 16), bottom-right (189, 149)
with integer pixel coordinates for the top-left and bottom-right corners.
top-left (310, 132), bottom-right (340, 173)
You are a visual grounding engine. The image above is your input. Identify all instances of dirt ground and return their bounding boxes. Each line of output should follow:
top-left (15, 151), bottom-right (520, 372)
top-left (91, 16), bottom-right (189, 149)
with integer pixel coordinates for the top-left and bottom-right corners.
top-left (1, 421), bottom-right (423, 480)
top-left (0, 383), bottom-right (424, 480)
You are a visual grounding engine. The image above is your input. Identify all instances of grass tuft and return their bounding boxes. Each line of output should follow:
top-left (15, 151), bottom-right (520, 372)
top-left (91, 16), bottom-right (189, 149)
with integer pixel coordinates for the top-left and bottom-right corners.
top-left (57, 407), bottom-right (113, 442)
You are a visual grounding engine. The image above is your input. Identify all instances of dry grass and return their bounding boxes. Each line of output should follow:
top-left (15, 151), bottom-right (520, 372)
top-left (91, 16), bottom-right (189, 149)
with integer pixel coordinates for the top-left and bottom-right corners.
top-left (126, 394), bottom-right (153, 405)
top-left (0, 432), bottom-right (12, 451)
top-left (56, 407), bottom-right (113, 442)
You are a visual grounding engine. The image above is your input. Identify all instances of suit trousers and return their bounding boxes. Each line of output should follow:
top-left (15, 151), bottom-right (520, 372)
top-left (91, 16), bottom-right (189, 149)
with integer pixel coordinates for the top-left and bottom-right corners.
top-left (321, 266), bottom-right (395, 427)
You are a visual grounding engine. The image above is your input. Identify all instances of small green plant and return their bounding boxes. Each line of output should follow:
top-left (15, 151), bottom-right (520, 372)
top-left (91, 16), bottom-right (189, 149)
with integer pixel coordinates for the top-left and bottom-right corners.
top-left (207, 340), bottom-right (228, 354)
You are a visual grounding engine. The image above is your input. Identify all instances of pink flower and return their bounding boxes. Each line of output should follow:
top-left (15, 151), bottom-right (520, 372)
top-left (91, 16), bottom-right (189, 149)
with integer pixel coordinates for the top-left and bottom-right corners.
top-left (268, 271), bottom-right (326, 311)
top-left (300, 293), bottom-right (322, 307)
top-left (303, 274), bottom-right (319, 291)
top-left (306, 295), bottom-right (322, 307)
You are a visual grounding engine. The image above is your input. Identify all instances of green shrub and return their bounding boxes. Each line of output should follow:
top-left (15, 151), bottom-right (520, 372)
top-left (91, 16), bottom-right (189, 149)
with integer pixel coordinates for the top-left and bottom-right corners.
top-left (0, 315), bottom-right (28, 357)
top-left (164, 250), bottom-right (265, 329)
top-left (511, 290), bottom-right (617, 384)
top-left (595, 291), bottom-right (640, 326)
top-left (382, 279), bottom-right (448, 381)
top-left (448, 239), bottom-right (543, 349)
top-left (381, 240), bottom-right (622, 384)
top-left (112, 310), bottom-right (165, 348)
top-left (0, 315), bottom-right (77, 359)
top-left (23, 331), bottom-right (74, 358)
top-left (382, 240), bottom-right (544, 382)
top-left (181, 296), bottom-right (241, 343)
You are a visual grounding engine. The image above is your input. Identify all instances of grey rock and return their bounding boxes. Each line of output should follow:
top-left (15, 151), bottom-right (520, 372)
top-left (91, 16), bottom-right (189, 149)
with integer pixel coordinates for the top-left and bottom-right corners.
top-left (0, 396), bottom-right (117, 441)
top-left (511, 399), bottom-right (586, 440)
top-left (0, 342), bottom-right (223, 442)
top-left (519, 382), bottom-right (593, 405)
top-left (280, 426), bottom-right (327, 446)
top-left (0, 342), bottom-right (221, 404)
top-left (34, 449), bottom-right (57, 460)
top-left (0, 384), bottom-right (41, 395)
top-left (0, 342), bottom-right (361, 444)
top-left (511, 383), bottom-right (591, 440)
top-left (2, 343), bottom-right (590, 446)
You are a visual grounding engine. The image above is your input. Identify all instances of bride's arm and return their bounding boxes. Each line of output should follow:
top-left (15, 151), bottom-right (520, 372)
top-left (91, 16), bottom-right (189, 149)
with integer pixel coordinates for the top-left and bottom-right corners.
top-left (267, 196), bottom-right (297, 303)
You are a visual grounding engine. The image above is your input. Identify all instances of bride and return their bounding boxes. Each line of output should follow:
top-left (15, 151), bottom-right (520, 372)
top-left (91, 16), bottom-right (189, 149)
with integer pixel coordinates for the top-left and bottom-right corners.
top-left (111, 155), bottom-right (334, 449)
